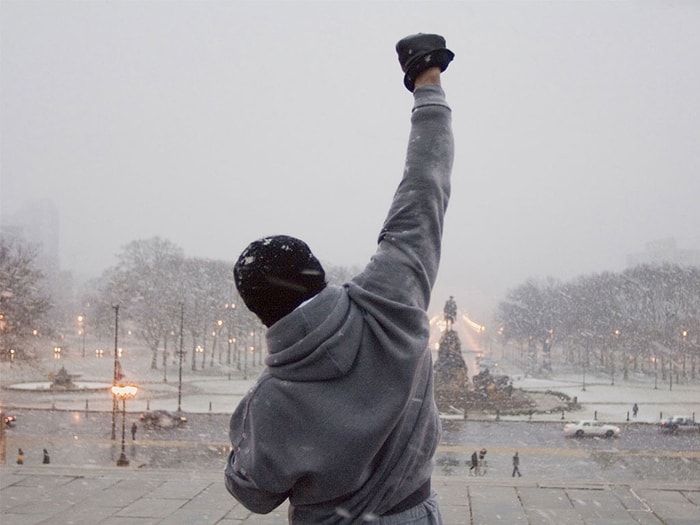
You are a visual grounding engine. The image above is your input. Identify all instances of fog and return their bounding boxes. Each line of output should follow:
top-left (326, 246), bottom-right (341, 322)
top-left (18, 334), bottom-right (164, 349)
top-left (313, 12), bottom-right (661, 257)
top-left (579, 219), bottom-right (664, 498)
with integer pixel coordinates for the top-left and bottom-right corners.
top-left (2, 1), bottom-right (699, 320)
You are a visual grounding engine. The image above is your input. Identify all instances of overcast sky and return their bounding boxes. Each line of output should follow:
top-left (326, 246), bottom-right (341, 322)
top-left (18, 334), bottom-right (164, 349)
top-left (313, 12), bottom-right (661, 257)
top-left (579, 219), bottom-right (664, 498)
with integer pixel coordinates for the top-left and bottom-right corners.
top-left (2, 0), bottom-right (699, 322)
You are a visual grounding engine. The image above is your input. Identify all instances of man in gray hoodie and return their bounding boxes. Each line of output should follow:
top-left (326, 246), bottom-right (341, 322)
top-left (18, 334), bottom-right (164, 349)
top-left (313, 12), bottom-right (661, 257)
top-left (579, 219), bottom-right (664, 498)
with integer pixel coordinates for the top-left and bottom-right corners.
top-left (226, 33), bottom-right (455, 524)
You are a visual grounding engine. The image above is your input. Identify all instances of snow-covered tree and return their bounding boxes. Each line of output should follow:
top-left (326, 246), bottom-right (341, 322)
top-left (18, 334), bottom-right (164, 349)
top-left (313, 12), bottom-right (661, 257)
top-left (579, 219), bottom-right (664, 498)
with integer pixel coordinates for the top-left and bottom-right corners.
top-left (0, 237), bottom-right (51, 357)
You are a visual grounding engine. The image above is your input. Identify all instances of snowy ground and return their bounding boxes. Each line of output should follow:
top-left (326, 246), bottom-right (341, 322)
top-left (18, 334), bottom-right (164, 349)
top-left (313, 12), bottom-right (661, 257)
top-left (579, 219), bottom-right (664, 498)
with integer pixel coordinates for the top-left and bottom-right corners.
top-left (1, 337), bottom-right (698, 425)
top-left (511, 374), bottom-right (698, 424)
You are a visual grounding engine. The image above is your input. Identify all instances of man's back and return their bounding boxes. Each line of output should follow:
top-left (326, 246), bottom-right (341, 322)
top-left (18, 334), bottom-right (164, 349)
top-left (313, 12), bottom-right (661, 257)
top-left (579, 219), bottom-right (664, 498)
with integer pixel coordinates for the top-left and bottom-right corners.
top-left (226, 34), bottom-right (455, 524)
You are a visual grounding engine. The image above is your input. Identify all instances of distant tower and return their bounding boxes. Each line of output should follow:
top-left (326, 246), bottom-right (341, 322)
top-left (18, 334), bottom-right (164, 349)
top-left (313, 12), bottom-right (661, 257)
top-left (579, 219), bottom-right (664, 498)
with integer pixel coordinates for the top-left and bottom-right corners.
top-left (444, 295), bottom-right (457, 328)
top-left (433, 297), bottom-right (469, 413)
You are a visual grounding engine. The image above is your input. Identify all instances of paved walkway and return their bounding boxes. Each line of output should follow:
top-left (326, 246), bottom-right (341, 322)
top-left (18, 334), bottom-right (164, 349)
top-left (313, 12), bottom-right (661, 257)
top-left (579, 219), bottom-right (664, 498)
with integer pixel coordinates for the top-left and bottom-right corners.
top-left (1, 466), bottom-right (698, 525)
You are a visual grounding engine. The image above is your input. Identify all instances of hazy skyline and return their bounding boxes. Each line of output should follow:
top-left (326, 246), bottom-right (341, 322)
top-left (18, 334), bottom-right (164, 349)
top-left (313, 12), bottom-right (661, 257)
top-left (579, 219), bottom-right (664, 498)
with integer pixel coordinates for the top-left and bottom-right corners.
top-left (2, 1), bottom-right (699, 321)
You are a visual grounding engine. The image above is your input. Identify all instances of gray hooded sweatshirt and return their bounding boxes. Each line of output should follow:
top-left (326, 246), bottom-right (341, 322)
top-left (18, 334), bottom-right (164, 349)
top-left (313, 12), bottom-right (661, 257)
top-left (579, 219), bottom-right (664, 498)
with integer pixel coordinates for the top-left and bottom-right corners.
top-left (226, 84), bottom-right (453, 523)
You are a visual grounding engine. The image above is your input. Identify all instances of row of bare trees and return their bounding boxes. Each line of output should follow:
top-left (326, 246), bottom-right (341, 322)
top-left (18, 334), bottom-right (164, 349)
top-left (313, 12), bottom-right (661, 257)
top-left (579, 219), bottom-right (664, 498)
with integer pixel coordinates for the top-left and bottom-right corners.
top-left (2, 233), bottom-right (361, 367)
top-left (80, 237), bottom-right (360, 372)
top-left (495, 264), bottom-right (700, 381)
top-left (79, 237), bottom-right (263, 371)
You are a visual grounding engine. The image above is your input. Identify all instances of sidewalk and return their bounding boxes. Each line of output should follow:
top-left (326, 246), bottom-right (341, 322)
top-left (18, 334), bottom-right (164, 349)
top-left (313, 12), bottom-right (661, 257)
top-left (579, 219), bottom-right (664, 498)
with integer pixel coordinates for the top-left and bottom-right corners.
top-left (2, 466), bottom-right (699, 524)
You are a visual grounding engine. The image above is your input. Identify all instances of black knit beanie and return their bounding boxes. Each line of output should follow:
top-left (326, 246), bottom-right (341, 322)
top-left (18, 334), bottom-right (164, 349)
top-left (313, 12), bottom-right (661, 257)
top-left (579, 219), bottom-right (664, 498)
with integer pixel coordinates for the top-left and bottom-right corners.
top-left (233, 235), bottom-right (327, 327)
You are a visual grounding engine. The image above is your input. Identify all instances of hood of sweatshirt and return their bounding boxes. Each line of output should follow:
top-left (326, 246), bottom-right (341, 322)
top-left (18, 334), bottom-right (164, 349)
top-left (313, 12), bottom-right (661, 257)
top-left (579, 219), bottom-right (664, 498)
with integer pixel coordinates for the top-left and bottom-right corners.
top-left (264, 285), bottom-right (364, 382)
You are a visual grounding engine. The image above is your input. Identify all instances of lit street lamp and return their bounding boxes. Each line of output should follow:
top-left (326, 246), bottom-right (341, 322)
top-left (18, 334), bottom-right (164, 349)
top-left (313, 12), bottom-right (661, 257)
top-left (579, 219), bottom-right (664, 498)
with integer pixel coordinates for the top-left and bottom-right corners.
top-left (52, 346), bottom-right (61, 410)
top-left (78, 315), bottom-right (86, 357)
top-left (177, 303), bottom-right (185, 413)
top-left (681, 330), bottom-right (688, 381)
top-left (195, 345), bottom-right (204, 370)
top-left (216, 319), bottom-right (223, 364)
top-left (111, 305), bottom-right (120, 441)
top-left (225, 303), bottom-right (236, 367)
top-left (228, 338), bottom-right (236, 380)
top-left (211, 329), bottom-right (217, 367)
top-left (611, 329), bottom-right (620, 386)
top-left (111, 384), bottom-right (138, 466)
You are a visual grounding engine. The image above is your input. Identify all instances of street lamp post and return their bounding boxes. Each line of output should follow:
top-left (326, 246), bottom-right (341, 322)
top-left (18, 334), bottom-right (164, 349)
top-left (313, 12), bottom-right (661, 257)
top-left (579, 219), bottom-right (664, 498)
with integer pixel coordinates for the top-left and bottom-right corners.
top-left (177, 303), bottom-right (184, 413)
top-left (195, 345), bottom-right (203, 370)
top-left (225, 303), bottom-right (236, 367)
top-left (201, 321), bottom-right (207, 369)
top-left (111, 305), bottom-right (120, 441)
top-left (111, 384), bottom-right (137, 466)
top-left (681, 330), bottom-right (687, 381)
top-left (78, 315), bottom-right (86, 358)
top-left (228, 338), bottom-right (235, 380)
top-left (581, 332), bottom-right (592, 392)
top-left (52, 346), bottom-right (61, 410)
top-left (216, 320), bottom-right (223, 364)
top-left (611, 330), bottom-right (620, 386)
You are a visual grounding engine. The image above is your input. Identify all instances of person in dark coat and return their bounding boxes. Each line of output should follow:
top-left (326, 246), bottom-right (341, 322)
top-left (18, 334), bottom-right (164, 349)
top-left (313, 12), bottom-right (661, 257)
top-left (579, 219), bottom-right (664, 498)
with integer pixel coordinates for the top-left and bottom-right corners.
top-left (512, 451), bottom-right (521, 477)
top-left (632, 403), bottom-right (639, 418)
top-left (469, 451), bottom-right (479, 475)
top-left (43, 448), bottom-right (50, 464)
top-left (131, 422), bottom-right (138, 440)
top-left (16, 448), bottom-right (24, 465)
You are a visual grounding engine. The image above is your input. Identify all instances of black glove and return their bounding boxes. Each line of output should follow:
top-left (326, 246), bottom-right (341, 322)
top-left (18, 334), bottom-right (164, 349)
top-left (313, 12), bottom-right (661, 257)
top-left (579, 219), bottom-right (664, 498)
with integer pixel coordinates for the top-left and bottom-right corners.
top-left (396, 33), bottom-right (454, 92)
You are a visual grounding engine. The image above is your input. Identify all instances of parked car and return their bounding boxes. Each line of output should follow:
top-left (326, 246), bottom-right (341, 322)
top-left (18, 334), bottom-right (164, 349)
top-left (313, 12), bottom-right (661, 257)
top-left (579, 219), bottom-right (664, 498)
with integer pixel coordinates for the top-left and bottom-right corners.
top-left (564, 420), bottom-right (621, 438)
top-left (3, 415), bottom-right (17, 427)
top-left (659, 416), bottom-right (699, 434)
top-left (139, 410), bottom-right (187, 428)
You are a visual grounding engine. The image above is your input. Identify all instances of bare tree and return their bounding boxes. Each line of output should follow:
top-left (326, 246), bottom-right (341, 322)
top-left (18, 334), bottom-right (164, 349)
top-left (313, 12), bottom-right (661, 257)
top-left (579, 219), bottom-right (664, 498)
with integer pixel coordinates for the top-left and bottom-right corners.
top-left (0, 237), bottom-right (51, 358)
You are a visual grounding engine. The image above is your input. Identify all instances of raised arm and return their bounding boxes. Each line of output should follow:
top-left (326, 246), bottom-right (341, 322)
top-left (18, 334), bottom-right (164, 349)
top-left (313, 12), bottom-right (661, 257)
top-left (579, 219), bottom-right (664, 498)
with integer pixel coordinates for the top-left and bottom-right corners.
top-left (351, 34), bottom-right (455, 311)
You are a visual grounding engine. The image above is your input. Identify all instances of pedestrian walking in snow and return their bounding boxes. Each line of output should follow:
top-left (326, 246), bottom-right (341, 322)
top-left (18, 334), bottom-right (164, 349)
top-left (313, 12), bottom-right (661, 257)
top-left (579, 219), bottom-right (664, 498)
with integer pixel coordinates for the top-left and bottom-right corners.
top-left (632, 403), bottom-right (639, 418)
top-left (16, 448), bottom-right (24, 465)
top-left (131, 422), bottom-right (138, 440)
top-left (469, 451), bottom-right (479, 475)
top-left (225, 33), bottom-right (455, 523)
top-left (43, 448), bottom-right (50, 464)
top-left (512, 451), bottom-right (521, 477)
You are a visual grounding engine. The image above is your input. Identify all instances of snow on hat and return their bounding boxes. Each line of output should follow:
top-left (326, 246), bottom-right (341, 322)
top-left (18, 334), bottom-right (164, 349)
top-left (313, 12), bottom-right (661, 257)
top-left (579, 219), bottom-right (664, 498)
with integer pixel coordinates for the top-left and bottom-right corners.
top-left (233, 235), bottom-right (326, 327)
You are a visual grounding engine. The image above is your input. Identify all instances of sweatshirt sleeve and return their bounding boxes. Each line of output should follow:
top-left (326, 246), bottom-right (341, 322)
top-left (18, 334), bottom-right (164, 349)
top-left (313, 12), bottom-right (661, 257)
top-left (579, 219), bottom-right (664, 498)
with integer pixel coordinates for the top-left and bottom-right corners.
top-left (224, 449), bottom-right (288, 514)
top-left (352, 84), bottom-right (453, 311)
top-left (225, 383), bottom-right (291, 513)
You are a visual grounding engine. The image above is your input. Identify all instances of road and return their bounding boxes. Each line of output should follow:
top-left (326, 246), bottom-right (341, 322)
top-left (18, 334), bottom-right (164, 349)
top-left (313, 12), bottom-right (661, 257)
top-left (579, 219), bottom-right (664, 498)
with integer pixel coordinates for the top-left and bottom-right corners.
top-left (5, 409), bottom-right (700, 483)
top-left (436, 418), bottom-right (700, 481)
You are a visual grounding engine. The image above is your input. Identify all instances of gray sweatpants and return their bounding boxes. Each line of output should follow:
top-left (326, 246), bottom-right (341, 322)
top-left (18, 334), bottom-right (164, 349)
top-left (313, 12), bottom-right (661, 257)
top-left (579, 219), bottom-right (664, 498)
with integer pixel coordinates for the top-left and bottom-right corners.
top-left (368, 492), bottom-right (442, 524)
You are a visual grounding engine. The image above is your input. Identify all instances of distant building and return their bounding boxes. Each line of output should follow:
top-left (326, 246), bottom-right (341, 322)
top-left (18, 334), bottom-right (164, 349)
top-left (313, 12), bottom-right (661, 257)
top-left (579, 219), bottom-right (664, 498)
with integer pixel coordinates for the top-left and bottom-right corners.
top-left (2, 200), bottom-right (79, 323)
top-left (626, 238), bottom-right (700, 268)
